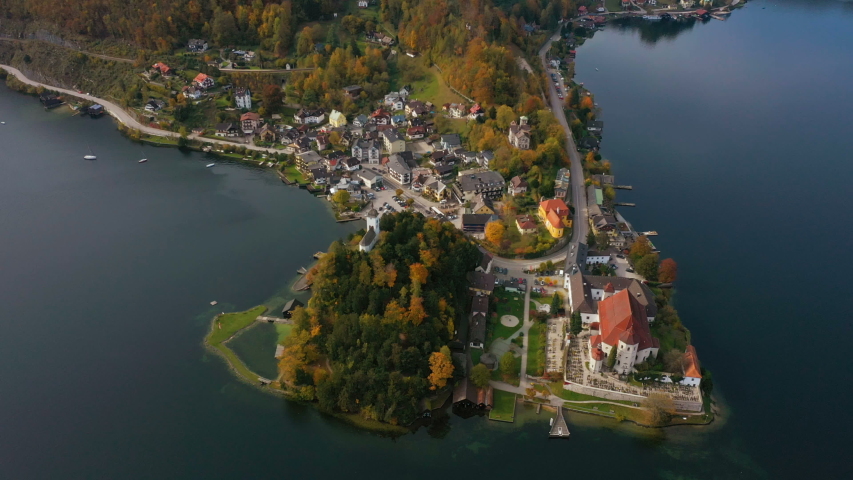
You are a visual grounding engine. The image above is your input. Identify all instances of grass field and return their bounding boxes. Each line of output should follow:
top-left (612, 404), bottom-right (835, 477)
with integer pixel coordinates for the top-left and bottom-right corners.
top-left (489, 390), bottom-right (517, 422)
top-left (409, 66), bottom-right (464, 107)
top-left (549, 382), bottom-right (635, 405)
top-left (275, 323), bottom-right (293, 344)
top-left (282, 164), bottom-right (307, 184)
top-left (489, 290), bottom-right (525, 342)
top-left (526, 322), bottom-right (547, 377)
top-left (205, 305), bottom-right (268, 382)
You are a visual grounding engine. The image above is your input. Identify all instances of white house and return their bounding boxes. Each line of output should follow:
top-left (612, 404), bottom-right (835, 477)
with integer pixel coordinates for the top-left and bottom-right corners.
top-left (293, 108), bottom-right (326, 124)
top-left (352, 139), bottom-right (381, 164)
top-left (359, 208), bottom-right (381, 252)
top-left (235, 87), bottom-right (251, 109)
top-left (381, 129), bottom-right (406, 154)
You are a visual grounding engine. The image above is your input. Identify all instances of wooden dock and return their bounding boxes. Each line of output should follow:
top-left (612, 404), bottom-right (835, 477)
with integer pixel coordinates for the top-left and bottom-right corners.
top-left (615, 202), bottom-right (635, 207)
top-left (312, 251), bottom-right (325, 259)
top-left (613, 185), bottom-right (633, 190)
top-left (549, 406), bottom-right (571, 438)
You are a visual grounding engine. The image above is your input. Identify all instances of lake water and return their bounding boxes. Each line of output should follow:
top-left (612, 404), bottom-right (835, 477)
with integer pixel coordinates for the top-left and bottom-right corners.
top-left (1, 1), bottom-right (851, 477)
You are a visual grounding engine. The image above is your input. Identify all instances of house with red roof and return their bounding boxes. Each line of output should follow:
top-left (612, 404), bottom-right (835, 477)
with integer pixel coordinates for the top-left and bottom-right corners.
top-left (193, 73), bottom-right (214, 89)
top-left (151, 62), bottom-right (174, 77)
top-left (681, 345), bottom-right (702, 386)
top-left (538, 198), bottom-right (571, 238)
top-left (591, 289), bottom-right (659, 375)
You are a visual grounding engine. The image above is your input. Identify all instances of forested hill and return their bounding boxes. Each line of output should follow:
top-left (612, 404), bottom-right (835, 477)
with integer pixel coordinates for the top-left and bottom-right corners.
top-left (279, 212), bottom-right (480, 425)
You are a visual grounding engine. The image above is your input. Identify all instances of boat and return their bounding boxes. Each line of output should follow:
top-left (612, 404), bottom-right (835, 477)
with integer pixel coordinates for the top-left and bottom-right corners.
top-left (1, 121), bottom-right (5, 125)
top-left (206, 163), bottom-right (215, 168)
top-left (84, 143), bottom-right (97, 160)
top-left (138, 158), bottom-right (148, 163)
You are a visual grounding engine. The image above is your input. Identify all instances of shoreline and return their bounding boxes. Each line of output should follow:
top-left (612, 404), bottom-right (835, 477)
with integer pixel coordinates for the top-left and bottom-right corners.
top-left (3, 30), bottom-right (715, 429)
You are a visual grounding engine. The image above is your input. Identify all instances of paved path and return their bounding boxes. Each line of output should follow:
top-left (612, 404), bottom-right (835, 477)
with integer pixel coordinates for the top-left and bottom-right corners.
top-left (1, 64), bottom-right (290, 156)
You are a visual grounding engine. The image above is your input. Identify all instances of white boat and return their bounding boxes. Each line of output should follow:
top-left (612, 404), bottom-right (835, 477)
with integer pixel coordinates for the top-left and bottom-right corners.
top-left (138, 158), bottom-right (148, 163)
top-left (206, 163), bottom-right (215, 168)
top-left (84, 143), bottom-right (96, 160)
top-left (1, 121), bottom-right (5, 125)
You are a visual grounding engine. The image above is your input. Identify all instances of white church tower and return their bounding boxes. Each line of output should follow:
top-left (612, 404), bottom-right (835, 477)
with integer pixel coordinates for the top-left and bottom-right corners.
top-left (359, 208), bottom-right (381, 252)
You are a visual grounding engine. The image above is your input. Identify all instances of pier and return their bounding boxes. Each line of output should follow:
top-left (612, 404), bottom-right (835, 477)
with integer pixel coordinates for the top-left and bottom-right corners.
top-left (549, 406), bottom-right (570, 438)
top-left (613, 185), bottom-right (633, 190)
top-left (640, 231), bottom-right (658, 236)
top-left (297, 266), bottom-right (308, 275)
top-left (312, 251), bottom-right (326, 259)
top-left (614, 202), bottom-right (636, 207)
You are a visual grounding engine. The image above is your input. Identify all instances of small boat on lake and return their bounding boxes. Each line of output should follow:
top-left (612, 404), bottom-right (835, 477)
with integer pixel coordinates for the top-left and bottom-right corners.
top-left (138, 158), bottom-right (148, 163)
top-left (206, 163), bottom-right (215, 168)
top-left (84, 144), bottom-right (97, 160)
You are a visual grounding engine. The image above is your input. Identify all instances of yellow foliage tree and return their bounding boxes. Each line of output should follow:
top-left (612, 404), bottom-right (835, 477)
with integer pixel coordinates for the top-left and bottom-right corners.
top-left (428, 350), bottom-right (454, 390)
top-left (485, 221), bottom-right (506, 246)
top-left (409, 263), bottom-right (429, 284)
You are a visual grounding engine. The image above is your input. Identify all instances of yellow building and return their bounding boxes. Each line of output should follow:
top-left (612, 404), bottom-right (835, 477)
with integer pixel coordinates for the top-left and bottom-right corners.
top-left (538, 199), bottom-right (570, 238)
top-left (329, 110), bottom-right (347, 128)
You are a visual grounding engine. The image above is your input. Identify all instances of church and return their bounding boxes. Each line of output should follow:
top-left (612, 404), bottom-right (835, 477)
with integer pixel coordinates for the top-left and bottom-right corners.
top-left (359, 208), bottom-right (381, 252)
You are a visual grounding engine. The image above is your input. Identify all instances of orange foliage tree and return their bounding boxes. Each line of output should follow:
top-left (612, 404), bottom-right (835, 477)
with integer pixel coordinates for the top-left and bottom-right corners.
top-left (659, 258), bottom-right (678, 283)
top-left (485, 221), bottom-right (506, 246)
top-left (428, 348), bottom-right (454, 390)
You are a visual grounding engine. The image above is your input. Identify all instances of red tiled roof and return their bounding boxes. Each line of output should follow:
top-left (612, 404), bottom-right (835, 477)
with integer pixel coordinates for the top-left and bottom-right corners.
top-left (599, 290), bottom-right (656, 351)
top-left (194, 73), bottom-right (210, 83)
top-left (604, 282), bottom-right (615, 293)
top-left (540, 198), bottom-right (569, 217)
top-left (546, 210), bottom-right (563, 230)
top-left (589, 322), bottom-right (600, 331)
top-left (589, 335), bottom-right (602, 348)
top-left (591, 347), bottom-right (605, 361)
top-left (683, 345), bottom-right (702, 378)
top-left (240, 112), bottom-right (260, 121)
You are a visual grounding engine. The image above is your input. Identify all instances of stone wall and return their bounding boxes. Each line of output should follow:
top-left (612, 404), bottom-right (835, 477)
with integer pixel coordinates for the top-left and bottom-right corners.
top-left (563, 382), bottom-right (703, 413)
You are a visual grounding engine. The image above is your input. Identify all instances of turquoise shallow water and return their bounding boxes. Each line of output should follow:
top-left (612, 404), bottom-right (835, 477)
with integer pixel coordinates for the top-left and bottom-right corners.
top-left (1, 1), bottom-right (852, 477)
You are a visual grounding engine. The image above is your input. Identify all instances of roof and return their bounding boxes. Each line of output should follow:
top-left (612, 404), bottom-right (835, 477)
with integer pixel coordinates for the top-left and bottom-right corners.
top-left (360, 227), bottom-right (377, 247)
top-left (568, 273), bottom-right (657, 319)
top-left (462, 214), bottom-right (496, 226)
top-left (240, 112), bottom-right (260, 122)
top-left (683, 345), bottom-right (702, 378)
top-left (478, 248), bottom-right (493, 271)
top-left (453, 377), bottom-right (478, 404)
top-left (516, 215), bottom-right (536, 230)
top-left (591, 347), bottom-right (605, 361)
top-left (193, 73), bottom-right (210, 83)
top-left (382, 129), bottom-right (402, 142)
top-left (546, 210), bottom-right (563, 230)
top-left (440, 133), bottom-right (462, 146)
top-left (467, 271), bottom-right (496, 293)
top-left (458, 171), bottom-right (506, 193)
top-left (540, 198), bottom-right (569, 215)
top-left (282, 298), bottom-right (304, 312)
top-left (510, 176), bottom-right (528, 188)
top-left (598, 290), bottom-right (656, 351)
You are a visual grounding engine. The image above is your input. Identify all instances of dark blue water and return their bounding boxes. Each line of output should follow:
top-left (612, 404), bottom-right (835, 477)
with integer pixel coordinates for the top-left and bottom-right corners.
top-left (1, 1), bottom-right (852, 477)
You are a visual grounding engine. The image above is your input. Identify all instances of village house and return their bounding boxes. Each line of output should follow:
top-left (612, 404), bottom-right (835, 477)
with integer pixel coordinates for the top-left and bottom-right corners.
top-left (469, 295), bottom-right (489, 348)
top-left (458, 170), bottom-right (506, 201)
top-left (391, 114), bottom-right (407, 126)
top-left (423, 179), bottom-right (449, 201)
top-left (240, 112), bottom-right (261, 134)
top-left (144, 99), bottom-right (166, 112)
top-left (381, 129), bottom-right (406, 154)
top-left (187, 39), bottom-right (208, 53)
top-left (470, 194), bottom-right (495, 215)
top-left (386, 152), bottom-right (418, 184)
top-left (516, 215), bottom-right (537, 235)
top-left (328, 110), bottom-right (347, 128)
top-left (193, 73), bottom-right (215, 89)
top-left (566, 272), bottom-right (657, 325)
top-left (342, 85), bottom-right (363, 99)
top-left (293, 108), bottom-right (326, 125)
top-left (468, 104), bottom-right (485, 120)
top-left (385, 94), bottom-right (406, 111)
top-left (406, 125), bottom-right (426, 139)
top-left (370, 108), bottom-right (391, 125)
top-left (587, 120), bottom-right (604, 135)
top-left (258, 123), bottom-right (277, 143)
top-left (680, 0), bottom-right (695, 7)
top-left (588, 289), bottom-right (660, 375)
top-left (508, 117), bottom-right (532, 150)
top-left (405, 100), bottom-right (429, 118)
top-left (314, 133), bottom-right (330, 151)
top-left (432, 164), bottom-right (455, 179)
top-left (538, 198), bottom-right (571, 238)
top-left (444, 103), bottom-right (466, 118)
top-left (235, 87), bottom-right (251, 109)
top-left (440, 134), bottom-right (462, 151)
top-left (151, 62), bottom-right (174, 77)
top-left (477, 150), bottom-right (494, 168)
top-left (352, 114), bottom-right (369, 127)
top-left (509, 176), bottom-right (528, 196)
top-left (215, 123), bottom-right (241, 137)
top-left (342, 156), bottom-right (361, 172)
top-left (467, 271), bottom-right (497, 296)
top-left (182, 86), bottom-right (203, 100)
top-left (355, 169), bottom-right (383, 189)
top-left (352, 139), bottom-right (381, 164)
top-left (296, 150), bottom-right (323, 172)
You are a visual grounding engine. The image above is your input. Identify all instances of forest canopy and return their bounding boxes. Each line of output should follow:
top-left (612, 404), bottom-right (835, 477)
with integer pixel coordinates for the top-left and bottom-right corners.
top-left (279, 212), bottom-right (480, 425)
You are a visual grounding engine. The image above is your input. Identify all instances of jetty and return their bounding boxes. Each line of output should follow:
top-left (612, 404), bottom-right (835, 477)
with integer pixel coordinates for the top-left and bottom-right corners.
top-left (297, 266), bottom-right (308, 275)
top-left (312, 251), bottom-right (325, 260)
top-left (613, 185), bottom-right (633, 190)
top-left (549, 406), bottom-right (570, 438)
top-left (293, 274), bottom-right (311, 291)
top-left (615, 202), bottom-right (636, 207)
top-left (640, 231), bottom-right (659, 236)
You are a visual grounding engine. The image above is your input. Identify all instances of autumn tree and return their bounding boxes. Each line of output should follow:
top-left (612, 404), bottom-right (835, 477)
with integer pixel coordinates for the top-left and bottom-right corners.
top-left (630, 235), bottom-right (653, 261)
top-left (635, 254), bottom-right (659, 281)
top-left (659, 258), bottom-right (678, 283)
top-left (261, 84), bottom-right (283, 113)
top-left (643, 393), bottom-right (676, 426)
top-left (595, 232), bottom-right (610, 250)
top-left (471, 363), bottom-right (492, 389)
top-left (332, 190), bottom-right (350, 205)
top-left (428, 347), bottom-right (454, 390)
top-left (499, 351), bottom-right (516, 380)
top-left (495, 105), bottom-right (516, 130)
top-left (663, 349), bottom-right (686, 373)
top-left (485, 221), bottom-right (506, 246)
top-left (409, 263), bottom-right (429, 284)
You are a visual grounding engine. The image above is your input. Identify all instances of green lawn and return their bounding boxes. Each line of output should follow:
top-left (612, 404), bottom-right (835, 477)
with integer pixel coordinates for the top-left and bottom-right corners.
top-left (282, 164), bottom-right (307, 184)
top-left (471, 348), bottom-right (484, 366)
top-left (408, 66), bottom-right (462, 107)
top-left (492, 354), bottom-right (522, 387)
top-left (206, 306), bottom-right (267, 345)
top-left (488, 390), bottom-right (517, 422)
top-left (489, 290), bottom-right (525, 342)
top-left (549, 382), bottom-right (634, 406)
top-left (605, 0), bottom-right (624, 12)
top-left (526, 322), bottom-right (547, 377)
top-left (275, 323), bottom-right (293, 344)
